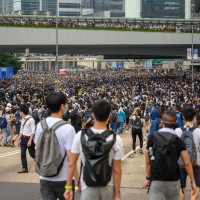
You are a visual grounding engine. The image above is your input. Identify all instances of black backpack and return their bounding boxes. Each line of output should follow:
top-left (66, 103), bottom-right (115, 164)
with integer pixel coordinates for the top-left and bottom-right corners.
top-left (133, 116), bottom-right (142, 130)
top-left (150, 132), bottom-right (179, 180)
top-left (13, 111), bottom-right (21, 126)
top-left (62, 109), bottom-right (69, 121)
top-left (111, 111), bottom-right (118, 122)
top-left (75, 112), bottom-right (83, 126)
top-left (41, 109), bottom-right (51, 120)
top-left (145, 113), bottom-right (150, 122)
top-left (32, 110), bottom-right (40, 125)
top-left (81, 128), bottom-right (116, 187)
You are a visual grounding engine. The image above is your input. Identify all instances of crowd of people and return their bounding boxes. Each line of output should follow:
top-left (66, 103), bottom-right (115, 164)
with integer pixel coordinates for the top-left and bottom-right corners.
top-left (0, 68), bottom-right (199, 147)
top-left (0, 68), bottom-right (200, 199)
top-left (0, 16), bottom-right (200, 33)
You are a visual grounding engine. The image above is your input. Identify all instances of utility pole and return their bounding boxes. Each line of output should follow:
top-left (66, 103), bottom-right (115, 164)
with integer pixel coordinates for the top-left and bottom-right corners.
top-left (55, 0), bottom-right (59, 92)
top-left (191, 25), bottom-right (194, 91)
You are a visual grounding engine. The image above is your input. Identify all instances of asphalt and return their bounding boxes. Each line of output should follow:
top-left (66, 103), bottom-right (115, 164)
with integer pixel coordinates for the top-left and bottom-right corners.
top-left (0, 129), bottom-right (192, 200)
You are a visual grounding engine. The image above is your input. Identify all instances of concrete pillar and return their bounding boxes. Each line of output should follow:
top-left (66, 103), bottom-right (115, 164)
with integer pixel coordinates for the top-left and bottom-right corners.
top-left (48, 61), bottom-right (51, 72)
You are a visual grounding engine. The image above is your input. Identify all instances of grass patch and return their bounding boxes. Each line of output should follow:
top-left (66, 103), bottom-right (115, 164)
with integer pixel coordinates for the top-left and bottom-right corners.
top-left (0, 23), bottom-right (199, 34)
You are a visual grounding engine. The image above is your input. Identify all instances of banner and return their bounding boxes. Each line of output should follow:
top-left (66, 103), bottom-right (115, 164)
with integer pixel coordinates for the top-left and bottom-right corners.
top-left (193, 48), bottom-right (198, 60)
top-left (187, 48), bottom-right (192, 60)
top-left (0, 67), bottom-right (13, 79)
top-left (187, 48), bottom-right (198, 60)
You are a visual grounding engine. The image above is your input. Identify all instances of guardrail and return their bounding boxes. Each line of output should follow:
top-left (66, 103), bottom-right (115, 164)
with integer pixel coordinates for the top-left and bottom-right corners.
top-left (0, 15), bottom-right (200, 25)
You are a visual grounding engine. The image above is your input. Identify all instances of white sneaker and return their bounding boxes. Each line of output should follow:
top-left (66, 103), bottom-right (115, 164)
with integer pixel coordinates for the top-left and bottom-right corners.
top-left (139, 148), bottom-right (144, 154)
top-left (130, 151), bottom-right (136, 158)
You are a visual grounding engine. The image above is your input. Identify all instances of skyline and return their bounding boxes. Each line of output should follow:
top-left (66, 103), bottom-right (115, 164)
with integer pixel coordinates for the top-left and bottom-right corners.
top-left (0, 0), bottom-right (199, 19)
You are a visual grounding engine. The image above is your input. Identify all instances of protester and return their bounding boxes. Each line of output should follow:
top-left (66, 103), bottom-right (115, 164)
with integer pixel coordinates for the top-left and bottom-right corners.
top-left (144, 110), bottom-right (197, 200)
top-left (34, 92), bottom-right (78, 200)
top-left (64, 100), bottom-right (123, 200)
top-left (175, 107), bottom-right (200, 200)
top-left (117, 107), bottom-right (126, 134)
top-left (0, 106), bottom-right (14, 147)
top-left (129, 108), bottom-right (144, 157)
top-left (17, 104), bottom-right (35, 173)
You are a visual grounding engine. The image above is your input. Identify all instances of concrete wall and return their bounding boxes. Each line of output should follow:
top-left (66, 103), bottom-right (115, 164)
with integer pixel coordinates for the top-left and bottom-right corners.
top-left (0, 27), bottom-right (200, 46)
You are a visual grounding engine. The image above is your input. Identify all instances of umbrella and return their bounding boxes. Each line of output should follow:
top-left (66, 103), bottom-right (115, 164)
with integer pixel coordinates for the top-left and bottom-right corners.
top-left (58, 71), bottom-right (68, 75)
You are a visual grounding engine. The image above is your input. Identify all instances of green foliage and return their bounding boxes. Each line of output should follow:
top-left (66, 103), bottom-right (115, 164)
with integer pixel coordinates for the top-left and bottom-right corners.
top-left (0, 52), bottom-right (22, 74)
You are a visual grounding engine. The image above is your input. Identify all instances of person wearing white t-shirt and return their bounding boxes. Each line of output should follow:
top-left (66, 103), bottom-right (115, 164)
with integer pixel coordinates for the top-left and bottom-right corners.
top-left (175, 107), bottom-right (200, 200)
top-left (34, 92), bottom-right (77, 200)
top-left (64, 100), bottom-right (123, 200)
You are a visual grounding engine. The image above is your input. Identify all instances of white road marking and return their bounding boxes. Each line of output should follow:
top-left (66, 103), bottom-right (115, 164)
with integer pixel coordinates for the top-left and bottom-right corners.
top-left (122, 141), bottom-right (146, 161)
top-left (0, 150), bottom-right (20, 158)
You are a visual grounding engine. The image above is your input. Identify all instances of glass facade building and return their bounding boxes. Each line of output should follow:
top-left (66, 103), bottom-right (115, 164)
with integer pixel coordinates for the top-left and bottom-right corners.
top-left (21, 0), bottom-right (40, 15)
top-left (0, 0), bottom-right (197, 19)
top-left (141, 0), bottom-right (185, 19)
top-left (42, 0), bottom-right (56, 15)
top-left (0, 0), bottom-right (40, 15)
top-left (59, 0), bottom-right (80, 16)
top-left (81, 0), bottom-right (124, 17)
top-left (195, 0), bottom-right (200, 12)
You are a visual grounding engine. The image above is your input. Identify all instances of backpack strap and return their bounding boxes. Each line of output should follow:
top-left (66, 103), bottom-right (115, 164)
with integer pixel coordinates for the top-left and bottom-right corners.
top-left (101, 130), bottom-right (116, 143)
top-left (41, 119), bottom-right (49, 131)
top-left (41, 119), bottom-right (67, 131)
top-left (101, 130), bottom-right (114, 138)
top-left (83, 128), bottom-right (116, 142)
top-left (181, 126), bottom-right (197, 133)
top-left (51, 120), bottom-right (67, 131)
top-left (84, 128), bottom-right (94, 138)
top-left (23, 117), bottom-right (32, 127)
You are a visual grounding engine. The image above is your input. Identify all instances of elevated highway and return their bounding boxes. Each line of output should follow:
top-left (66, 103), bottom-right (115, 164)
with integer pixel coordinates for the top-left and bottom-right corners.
top-left (0, 26), bottom-right (200, 58)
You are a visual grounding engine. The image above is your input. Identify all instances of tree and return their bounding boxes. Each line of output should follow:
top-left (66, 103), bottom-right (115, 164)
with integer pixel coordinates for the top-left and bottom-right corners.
top-left (0, 52), bottom-right (23, 74)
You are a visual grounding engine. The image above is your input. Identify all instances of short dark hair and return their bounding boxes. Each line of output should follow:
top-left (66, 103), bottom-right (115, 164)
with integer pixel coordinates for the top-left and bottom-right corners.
top-left (162, 109), bottom-right (177, 128)
top-left (19, 104), bottom-right (29, 115)
top-left (87, 103), bottom-right (92, 109)
top-left (92, 100), bottom-right (111, 122)
top-left (182, 107), bottom-right (196, 122)
top-left (46, 92), bottom-right (67, 113)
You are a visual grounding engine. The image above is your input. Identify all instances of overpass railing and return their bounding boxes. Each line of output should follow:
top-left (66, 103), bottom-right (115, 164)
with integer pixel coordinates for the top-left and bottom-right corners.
top-left (0, 15), bottom-right (200, 33)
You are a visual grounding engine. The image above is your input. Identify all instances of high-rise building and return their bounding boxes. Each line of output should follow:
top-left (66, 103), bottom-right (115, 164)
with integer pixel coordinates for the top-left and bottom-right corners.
top-left (42, 0), bottom-right (56, 15)
top-left (0, 0), bottom-right (40, 15)
top-left (81, 0), bottom-right (124, 17)
top-left (0, 0), bottom-right (196, 19)
top-left (195, 0), bottom-right (200, 12)
top-left (125, 0), bottom-right (141, 18)
top-left (141, 0), bottom-right (185, 19)
top-left (59, 0), bottom-right (81, 16)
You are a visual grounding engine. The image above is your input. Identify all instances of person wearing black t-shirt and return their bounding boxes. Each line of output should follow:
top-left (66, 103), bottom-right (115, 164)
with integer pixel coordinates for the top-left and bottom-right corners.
top-left (143, 110), bottom-right (197, 200)
top-left (68, 106), bottom-right (82, 133)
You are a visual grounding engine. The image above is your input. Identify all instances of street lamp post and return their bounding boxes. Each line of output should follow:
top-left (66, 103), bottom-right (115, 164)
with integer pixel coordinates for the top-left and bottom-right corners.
top-left (191, 25), bottom-right (194, 91)
top-left (55, 0), bottom-right (59, 92)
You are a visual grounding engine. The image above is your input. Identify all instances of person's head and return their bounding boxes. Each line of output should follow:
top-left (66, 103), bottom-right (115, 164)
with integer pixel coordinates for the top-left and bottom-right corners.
top-left (68, 104), bottom-right (74, 111)
top-left (86, 103), bottom-right (92, 110)
top-left (182, 107), bottom-right (196, 122)
top-left (6, 103), bottom-right (12, 108)
top-left (135, 108), bottom-right (141, 116)
top-left (43, 105), bottom-right (47, 110)
top-left (46, 92), bottom-right (67, 114)
top-left (92, 100), bottom-right (111, 122)
top-left (5, 107), bottom-right (11, 113)
top-left (161, 109), bottom-right (177, 129)
top-left (35, 104), bottom-right (40, 109)
top-left (19, 104), bottom-right (29, 117)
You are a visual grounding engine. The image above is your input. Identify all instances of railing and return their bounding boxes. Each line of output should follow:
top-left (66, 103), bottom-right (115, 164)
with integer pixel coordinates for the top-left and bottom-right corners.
top-left (0, 15), bottom-right (200, 33)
